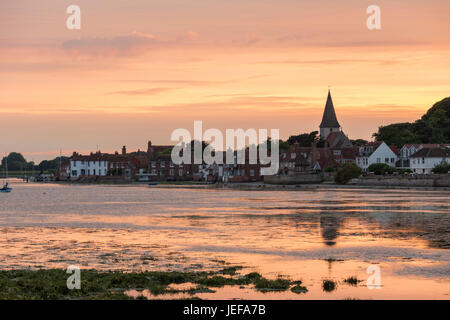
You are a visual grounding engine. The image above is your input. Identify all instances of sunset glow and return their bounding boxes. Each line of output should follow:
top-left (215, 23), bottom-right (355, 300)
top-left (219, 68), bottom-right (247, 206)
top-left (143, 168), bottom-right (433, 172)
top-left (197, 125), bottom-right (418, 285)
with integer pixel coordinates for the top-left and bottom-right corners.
top-left (1, 0), bottom-right (450, 160)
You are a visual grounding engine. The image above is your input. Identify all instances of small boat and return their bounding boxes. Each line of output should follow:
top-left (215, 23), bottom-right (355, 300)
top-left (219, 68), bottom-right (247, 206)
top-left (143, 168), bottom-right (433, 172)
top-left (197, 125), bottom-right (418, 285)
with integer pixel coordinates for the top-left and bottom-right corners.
top-left (1, 156), bottom-right (12, 193)
top-left (0, 182), bottom-right (11, 193)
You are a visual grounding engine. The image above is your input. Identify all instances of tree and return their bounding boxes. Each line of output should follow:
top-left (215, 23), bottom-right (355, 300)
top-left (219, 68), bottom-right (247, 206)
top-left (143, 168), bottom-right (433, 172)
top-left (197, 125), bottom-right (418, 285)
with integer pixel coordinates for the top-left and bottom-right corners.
top-left (368, 163), bottom-right (395, 175)
top-left (373, 123), bottom-right (418, 147)
top-left (287, 131), bottom-right (320, 147)
top-left (334, 163), bottom-right (362, 184)
top-left (373, 96), bottom-right (450, 146)
top-left (0, 152), bottom-right (33, 171)
top-left (432, 161), bottom-right (450, 174)
top-left (38, 156), bottom-right (69, 171)
top-left (351, 139), bottom-right (368, 147)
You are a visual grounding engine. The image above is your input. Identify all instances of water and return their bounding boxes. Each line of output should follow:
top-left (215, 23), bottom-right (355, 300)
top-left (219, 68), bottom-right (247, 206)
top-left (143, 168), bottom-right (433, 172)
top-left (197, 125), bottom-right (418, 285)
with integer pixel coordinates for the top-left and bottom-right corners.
top-left (0, 179), bottom-right (449, 299)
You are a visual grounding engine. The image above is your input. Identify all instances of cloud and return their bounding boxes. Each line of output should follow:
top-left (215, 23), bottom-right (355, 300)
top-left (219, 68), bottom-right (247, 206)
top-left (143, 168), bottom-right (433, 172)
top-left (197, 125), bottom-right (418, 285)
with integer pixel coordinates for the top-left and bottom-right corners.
top-left (106, 87), bottom-right (174, 96)
top-left (254, 58), bottom-right (407, 66)
top-left (118, 79), bottom-right (235, 86)
top-left (62, 31), bottom-right (199, 57)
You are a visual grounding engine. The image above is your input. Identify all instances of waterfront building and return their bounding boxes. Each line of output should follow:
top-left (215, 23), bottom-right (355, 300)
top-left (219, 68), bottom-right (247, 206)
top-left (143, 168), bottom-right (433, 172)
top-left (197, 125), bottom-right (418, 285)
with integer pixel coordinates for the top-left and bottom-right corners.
top-left (356, 141), bottom-right (398, 172)
top-left (409, 147), bottom-right (450, 174)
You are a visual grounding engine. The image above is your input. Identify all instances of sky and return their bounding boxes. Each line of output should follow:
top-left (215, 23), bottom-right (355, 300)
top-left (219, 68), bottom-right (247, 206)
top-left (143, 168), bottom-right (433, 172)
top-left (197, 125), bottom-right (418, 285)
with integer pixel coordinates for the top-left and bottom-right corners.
top-left (1, 0), bottom-right (450, 161)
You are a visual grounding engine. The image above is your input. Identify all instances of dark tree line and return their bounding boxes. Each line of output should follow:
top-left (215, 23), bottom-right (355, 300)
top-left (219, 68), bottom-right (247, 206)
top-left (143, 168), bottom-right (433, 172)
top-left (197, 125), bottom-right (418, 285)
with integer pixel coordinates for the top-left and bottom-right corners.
top-left (0, 152), bottom-right (69, 172)
top-left (373, 97), bottom-right (450, 147)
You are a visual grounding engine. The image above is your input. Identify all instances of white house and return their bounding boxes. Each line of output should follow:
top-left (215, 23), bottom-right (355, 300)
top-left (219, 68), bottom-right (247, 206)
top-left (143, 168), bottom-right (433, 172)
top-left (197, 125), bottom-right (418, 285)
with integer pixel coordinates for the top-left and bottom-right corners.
top-left (70, 153), bottom-right (109, 178)
top-left (356, 142), bottom-right (398, 172)
top-left (410, 147), bottom-right (450, 174)
top-left (398, 144), bottom-right (443, 168)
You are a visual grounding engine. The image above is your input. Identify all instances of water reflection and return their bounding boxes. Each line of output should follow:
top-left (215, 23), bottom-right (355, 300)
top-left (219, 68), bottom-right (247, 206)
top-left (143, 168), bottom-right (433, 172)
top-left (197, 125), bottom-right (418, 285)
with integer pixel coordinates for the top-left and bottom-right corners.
top-left (320, 214), bottom-right (342, 246)
top-left (0, 180), bottom-right (449, 299)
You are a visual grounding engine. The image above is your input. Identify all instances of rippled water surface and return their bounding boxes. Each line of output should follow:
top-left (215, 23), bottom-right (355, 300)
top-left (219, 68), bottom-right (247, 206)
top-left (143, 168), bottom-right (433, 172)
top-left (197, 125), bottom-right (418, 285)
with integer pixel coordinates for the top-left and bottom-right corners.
top-left (0, 180), bottom-right (449, 299)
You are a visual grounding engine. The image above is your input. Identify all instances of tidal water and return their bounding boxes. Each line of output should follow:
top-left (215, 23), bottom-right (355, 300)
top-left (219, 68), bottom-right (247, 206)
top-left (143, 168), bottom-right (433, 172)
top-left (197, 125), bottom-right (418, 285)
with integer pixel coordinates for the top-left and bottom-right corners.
top-left (0, 179), bottom-right (449, 299)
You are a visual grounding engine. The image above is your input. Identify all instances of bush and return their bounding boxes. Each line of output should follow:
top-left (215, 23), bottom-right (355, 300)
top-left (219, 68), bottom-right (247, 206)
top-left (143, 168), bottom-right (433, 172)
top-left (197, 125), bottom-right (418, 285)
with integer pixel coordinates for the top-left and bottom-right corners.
top-left (334, 163), bottom-right (362, 184)
top-left (432, 161), bottom-right (450, 174)
top-left (325, 166), bottom-right (335, 173)
top-left (368, 163), bottom-right (395, 175)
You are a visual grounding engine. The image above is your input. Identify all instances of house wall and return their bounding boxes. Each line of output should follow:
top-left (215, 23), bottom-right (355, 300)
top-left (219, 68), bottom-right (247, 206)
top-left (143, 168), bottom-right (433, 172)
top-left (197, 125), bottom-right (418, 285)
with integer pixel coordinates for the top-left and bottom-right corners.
top-left (357, 142), bottom-right (398, 171)
top-left (410, 157), bottom-right (447, 174)
top-left (70, 160), bottom-right (109, 178)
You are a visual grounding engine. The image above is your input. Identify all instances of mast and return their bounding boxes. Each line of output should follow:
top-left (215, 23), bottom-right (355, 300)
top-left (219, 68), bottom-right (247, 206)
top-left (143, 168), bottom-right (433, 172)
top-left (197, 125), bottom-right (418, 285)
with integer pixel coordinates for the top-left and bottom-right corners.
top-left (59, 149), bottom-right (62, 178)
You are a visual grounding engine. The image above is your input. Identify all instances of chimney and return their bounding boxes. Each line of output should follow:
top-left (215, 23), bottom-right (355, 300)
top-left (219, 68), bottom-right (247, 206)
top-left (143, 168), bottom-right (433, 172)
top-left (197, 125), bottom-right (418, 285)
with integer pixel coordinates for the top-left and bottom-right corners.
top-left (147, 140), bottom-right (152, 153)
top-left (122, 145), bottom-right (126, 155)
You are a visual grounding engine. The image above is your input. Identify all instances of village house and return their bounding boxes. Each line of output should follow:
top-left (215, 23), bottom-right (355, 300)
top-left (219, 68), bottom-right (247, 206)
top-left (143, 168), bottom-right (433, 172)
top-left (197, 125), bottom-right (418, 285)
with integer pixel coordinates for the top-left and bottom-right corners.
top-left (69, 142), bottom-right (156, 181)
top-left (356, 141), bottom-right (398, 172)
top-left (409, 146), bottom-right (450, 174)
top-left (398, 144), bottom-right (442, 168)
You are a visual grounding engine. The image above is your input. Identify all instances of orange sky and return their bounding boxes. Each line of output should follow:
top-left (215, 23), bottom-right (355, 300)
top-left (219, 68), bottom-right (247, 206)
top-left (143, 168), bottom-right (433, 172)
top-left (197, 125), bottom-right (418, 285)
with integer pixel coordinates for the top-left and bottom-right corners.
top-left (1, 0), bottom-right (450, 161)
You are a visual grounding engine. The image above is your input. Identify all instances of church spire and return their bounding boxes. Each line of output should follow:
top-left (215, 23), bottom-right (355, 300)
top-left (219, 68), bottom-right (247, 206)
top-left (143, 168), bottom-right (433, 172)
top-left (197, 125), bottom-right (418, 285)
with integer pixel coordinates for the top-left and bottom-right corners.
top-left (319, 90), bottom-right (340, 129)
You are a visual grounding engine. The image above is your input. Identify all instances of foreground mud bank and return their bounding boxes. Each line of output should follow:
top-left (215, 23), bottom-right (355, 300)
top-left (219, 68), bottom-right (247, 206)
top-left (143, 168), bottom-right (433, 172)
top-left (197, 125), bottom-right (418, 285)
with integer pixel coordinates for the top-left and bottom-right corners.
top-left (0, 268), bottom-right (308, 300)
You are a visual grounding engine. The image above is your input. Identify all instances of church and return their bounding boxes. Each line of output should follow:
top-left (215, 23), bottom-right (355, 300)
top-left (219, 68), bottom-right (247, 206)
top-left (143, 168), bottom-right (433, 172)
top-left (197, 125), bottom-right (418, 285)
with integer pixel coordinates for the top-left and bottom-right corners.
top-left (319, 90), bottom-right (352, 148)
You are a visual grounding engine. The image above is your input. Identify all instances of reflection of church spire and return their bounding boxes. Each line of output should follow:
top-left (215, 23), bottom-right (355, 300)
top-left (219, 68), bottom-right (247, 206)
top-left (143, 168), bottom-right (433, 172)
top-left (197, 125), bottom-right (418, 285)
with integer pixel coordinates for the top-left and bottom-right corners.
top-left (320, 215), bottom-right (341, 246)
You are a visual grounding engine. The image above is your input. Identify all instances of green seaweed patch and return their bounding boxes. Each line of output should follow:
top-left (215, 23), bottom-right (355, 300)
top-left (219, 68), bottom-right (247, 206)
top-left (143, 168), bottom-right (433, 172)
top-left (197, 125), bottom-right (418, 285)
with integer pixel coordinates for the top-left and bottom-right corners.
top-left (343, 276), bottom-right (362, 286)
top-left (323, 258), bottom-right (344, 263)
top-left (322, 279), bottom-right (337, 292)
top-left (219, 266), bottom-right (243, 276)
top-left (290, 285), bottom-right (308, 294)
top-left (253, 276), bottom-right (291, 292)
top-left (0, 269), bottom-right (306, 300)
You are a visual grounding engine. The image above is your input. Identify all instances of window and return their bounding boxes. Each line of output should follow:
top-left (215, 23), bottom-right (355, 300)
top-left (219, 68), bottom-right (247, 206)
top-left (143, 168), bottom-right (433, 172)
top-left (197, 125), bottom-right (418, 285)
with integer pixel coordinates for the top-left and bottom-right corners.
top-left (151, 161), bottom-right (156, 168)
top-left (151, 169), bottom-right (157, 175)
top-left (377, 158), bottom-right (381, 163)
top-left (71, 170), bottom-right (77, 176)
top-left (422, 158), bottom-right (425, 164)
top-left (170, 162), bottom-right (174, 168)
top-left (333, 150), bottom-right (341, 156)
top-left (250, 169), bottom-right (255, 177)
top-left (160, 161), bottom-right (165, 168)
top-left (73, 162), bottom-right (76, 167)
top-left (291, 153), bottom-right (296, 159)
top-left (93, 169), bottom-right (96, 175)
top-left (179, 169), bottom-right (183, 176)
top-left (81, 169), bottom-right (85, 175)
top-left (170, 169), bottom-right (174, 176)
top-left (391, 158), bottom-right (395, 163)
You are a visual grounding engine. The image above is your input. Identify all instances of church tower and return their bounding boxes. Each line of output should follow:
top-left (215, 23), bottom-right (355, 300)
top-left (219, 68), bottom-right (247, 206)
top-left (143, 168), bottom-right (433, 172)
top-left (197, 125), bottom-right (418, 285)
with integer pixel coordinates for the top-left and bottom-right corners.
top-left (319, 90), bottom-right (341, 139)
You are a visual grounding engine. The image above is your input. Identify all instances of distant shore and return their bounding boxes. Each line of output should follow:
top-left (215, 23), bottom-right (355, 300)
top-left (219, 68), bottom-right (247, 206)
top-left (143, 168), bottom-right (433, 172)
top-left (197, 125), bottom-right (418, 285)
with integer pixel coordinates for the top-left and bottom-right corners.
top-left (36, 179), bottom-right (450, 191)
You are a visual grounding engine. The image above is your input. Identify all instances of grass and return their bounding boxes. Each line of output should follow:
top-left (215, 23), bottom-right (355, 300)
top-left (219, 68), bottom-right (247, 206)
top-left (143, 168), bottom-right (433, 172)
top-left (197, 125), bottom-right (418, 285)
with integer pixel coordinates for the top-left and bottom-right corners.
top-left (322, 280), bottom-right (337, 292)
top-left (0, 268), bottom-right (307, 299)
top-left (1, 171), bottom-right (42, 178)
